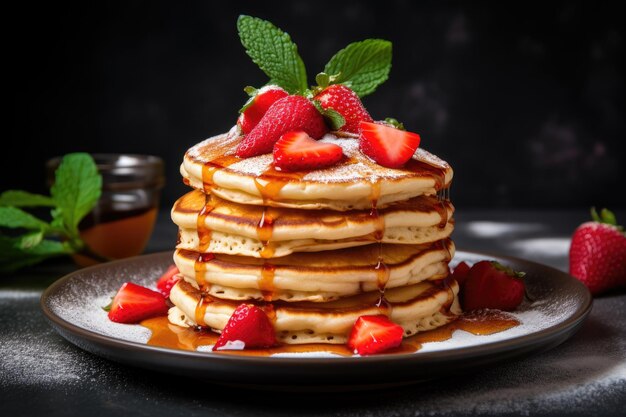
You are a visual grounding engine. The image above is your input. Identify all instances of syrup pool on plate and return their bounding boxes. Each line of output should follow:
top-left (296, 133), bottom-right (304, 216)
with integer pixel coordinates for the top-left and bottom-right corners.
top-left (141, 310), bottom-right (519, 356)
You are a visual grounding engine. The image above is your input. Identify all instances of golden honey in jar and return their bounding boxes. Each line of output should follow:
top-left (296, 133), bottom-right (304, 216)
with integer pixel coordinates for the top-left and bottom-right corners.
top-left (47, 154), bottom-right (164, 266)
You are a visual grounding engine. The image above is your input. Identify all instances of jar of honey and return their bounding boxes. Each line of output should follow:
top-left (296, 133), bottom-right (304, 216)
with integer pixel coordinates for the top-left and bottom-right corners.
top-left (47, 154), bottom-right (164, 266)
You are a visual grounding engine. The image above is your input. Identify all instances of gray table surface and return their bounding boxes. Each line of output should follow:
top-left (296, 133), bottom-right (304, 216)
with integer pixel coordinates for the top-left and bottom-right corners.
top-left (1, 209), bottom-right (625, 417)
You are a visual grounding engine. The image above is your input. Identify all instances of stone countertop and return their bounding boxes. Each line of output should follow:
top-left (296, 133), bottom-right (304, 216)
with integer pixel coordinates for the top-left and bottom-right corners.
top-left (1, 209), bottom-right (624, 417)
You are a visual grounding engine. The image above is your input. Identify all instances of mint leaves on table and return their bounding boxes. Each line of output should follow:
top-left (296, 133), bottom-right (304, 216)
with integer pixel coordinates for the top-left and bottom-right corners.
top-left (0, 153), bottom-right (102, 273)
top-left (237, 15), bottom-right (393, 98)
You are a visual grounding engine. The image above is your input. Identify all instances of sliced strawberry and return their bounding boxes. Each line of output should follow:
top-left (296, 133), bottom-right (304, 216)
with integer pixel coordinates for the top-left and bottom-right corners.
top-left (462, 261), bottom-right (525, 311)
top-left (236, 95), bottom-right (328, 158)
top-left (313, 84), bottom-right (373, 134)
top-left (273, 131), bottom-right (343, 171)
top-left (156, 265), bottom-right (181, 298)
top-left (347, 315), bottom-right (404, 355)
top-left (359, 121), bottom-right (421, 168)
top-left (451, 261), bottom-right (471, 286)
top-left (237, 86), bottom-right (288, 134)
top-left (212, 304), bottom-right (277, 351)
top-left (107, 282), bottom-right (169, 324)
top-left (569, 208), bottom-right (626, 295)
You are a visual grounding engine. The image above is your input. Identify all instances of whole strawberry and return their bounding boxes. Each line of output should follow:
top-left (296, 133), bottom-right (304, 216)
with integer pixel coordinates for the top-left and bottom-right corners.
top-left (462, 261), bottom-right (526, 311)
top-left (569, 208), bottom-right (626, 295)
top-left (314, 84), bottom-right (373, 134)
top-left (236, 95), bottom-right (328, 158)
top-left (237, 85), bottom-right (288, 134)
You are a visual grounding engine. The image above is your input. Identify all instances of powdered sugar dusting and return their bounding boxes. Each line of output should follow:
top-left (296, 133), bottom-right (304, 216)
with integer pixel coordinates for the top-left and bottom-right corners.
top-left (184, 129), bottom-right (452, 184)
top-left (42, 253), bottom-right (583, 359)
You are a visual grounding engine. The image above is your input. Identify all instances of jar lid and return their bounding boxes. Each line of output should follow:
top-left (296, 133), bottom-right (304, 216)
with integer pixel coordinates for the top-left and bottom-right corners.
top-left (46, 154), bottom-right (165, 191)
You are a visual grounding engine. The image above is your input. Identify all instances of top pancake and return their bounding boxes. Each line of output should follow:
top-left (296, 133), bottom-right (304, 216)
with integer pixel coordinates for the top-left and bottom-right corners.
top-left (182, 127), bottom-right (453, 211)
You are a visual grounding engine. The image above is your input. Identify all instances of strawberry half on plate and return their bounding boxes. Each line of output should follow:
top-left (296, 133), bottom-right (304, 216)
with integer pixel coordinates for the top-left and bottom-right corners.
top-left (107, 282), bottom-right (169, 324)
top-left (213, 304), bottom-right (277, 351)
top-left (347, 315), bottom-right (404, 355)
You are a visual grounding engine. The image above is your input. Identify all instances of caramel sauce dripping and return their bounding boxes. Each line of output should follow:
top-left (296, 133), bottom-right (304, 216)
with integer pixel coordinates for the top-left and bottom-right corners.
top-left (432, 195), bottom-right (449, 228)
top-left (257, 207), bottom-right (277, 259)
top-left (194, 292), bottom-right (214, 327)
top-left (259, 263), bottom-right (277, 302)
top-left (142, 310), bottom-right (519, 356)
top-left (252, 164), bottom-right (306, 204)
top-left (248, 165), bottom-right (306, 302)
top-left (403, 158), bottom-right (447, 192)
top-left (201, 155), bottom-right (240, 193)
top-left (367, 179), bottom-right (391, 309)
top-left (194, 195), bottom-right (215, 287)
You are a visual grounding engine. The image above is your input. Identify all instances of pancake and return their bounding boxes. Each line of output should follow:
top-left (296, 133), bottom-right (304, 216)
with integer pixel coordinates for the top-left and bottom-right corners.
top-left (172, 189), bottom-right (454, 258)
top-left (181, 127), bottom-right (453, 211)
top-left (173, 240), bottom-right (454, 302)
top-left (168, 278), bottom-right (461, 345)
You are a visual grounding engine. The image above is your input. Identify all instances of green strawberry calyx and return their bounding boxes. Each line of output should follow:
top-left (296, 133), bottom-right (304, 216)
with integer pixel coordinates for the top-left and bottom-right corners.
top-left (491, 261), bottom-right (526, 279)
top-left (590, 207), bottom-right (624, 231)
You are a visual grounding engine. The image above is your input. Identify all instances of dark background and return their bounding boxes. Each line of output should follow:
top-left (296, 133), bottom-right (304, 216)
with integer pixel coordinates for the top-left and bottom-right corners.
top-left (4, 0), bottom-right (625, 210)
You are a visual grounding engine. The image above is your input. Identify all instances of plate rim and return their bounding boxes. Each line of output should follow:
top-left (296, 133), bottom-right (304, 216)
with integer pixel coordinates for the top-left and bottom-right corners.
top-left (40, 249), bottom-right (593, 367)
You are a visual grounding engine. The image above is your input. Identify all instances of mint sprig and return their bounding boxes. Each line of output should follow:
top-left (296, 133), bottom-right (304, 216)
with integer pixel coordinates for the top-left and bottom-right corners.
top-left (51, 153), bottom-right (102, 240)
top-left (323, 39), bottom-right (392, 97)
top-left (0, 191), bottom-right (55, 207)
top-left (237, 15), bottom-right (308, 94)
top-left (0, 153), bottom-right (103, 272)
top-left (236, 16), bottom-right (393, 103)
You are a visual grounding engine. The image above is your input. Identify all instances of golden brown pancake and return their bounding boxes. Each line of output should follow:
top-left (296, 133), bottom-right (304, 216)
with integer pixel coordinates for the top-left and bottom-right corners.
top-left (181, 128), bottom-right (453, 211)
top-left (172, 189), bottom-right (454, 257)
top-left (173, 240), bottom-right (454, 302)
top-left (168, 278), bottom-right (461, 345)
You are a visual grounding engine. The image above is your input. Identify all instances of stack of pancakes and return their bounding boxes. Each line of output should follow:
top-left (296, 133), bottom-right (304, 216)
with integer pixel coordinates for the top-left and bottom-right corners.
top-left (168, 128), bottom-right (461, 345)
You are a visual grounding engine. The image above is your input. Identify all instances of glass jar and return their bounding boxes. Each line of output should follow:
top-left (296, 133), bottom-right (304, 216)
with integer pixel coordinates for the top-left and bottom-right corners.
top-left (47, 154), bottom-right (164, 266)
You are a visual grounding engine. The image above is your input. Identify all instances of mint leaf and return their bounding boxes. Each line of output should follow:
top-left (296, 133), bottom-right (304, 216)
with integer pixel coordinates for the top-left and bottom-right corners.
top-left (16, 230), bottom-right (44, 250)
top-left (0, 207), bottom-right (49, 230)
top-left (0, 236), bottom-right (72, 272)
top-left (237, 15), bottom-right (308, 94)
top-left (324, 39), bottom-right (392, 97)
top-left (0, 190), bottom-right (56, 207)
top-left (50, 153), bottom-right (102, 237)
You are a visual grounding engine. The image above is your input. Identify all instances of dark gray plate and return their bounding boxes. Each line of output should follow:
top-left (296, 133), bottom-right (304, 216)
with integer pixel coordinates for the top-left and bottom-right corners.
top-left (41, 250), bottom-right (592, 388)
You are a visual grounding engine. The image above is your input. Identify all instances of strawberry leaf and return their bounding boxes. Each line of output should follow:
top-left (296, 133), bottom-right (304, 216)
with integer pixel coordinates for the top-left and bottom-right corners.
top-left (384, 117), bottom-right (405, 130)
top-left (237, 16), bottom-right (308, 94)
top-left (600, 208), bottom-right (617, 226)
top-left (323, 39), bottom-right (392, 97)
top-left (312, 100), bottom-right (346, 130)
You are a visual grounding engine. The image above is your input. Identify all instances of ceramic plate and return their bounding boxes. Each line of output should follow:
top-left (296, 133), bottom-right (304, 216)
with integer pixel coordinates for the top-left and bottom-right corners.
top-left (41, 250), bottom-right (592, 388)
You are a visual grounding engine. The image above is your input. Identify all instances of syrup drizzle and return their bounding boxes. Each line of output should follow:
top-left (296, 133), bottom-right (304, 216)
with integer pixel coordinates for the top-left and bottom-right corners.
top-left (259, 263), bottom-right (277, 302)
top-left (194, 195), bottom-right (215, 287)
top-left (252, 165), bottom-right (306, 204)
top-left (257, 207), bottom-right (277, 259)
top-left (142, 310), bottom-right (520, 356)
top-left (368, 179), bottom-right (391, 310)
top-left (194, 292), bottom-right (213, 327)
top-left (201, 155), bottom-right (240, 193)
